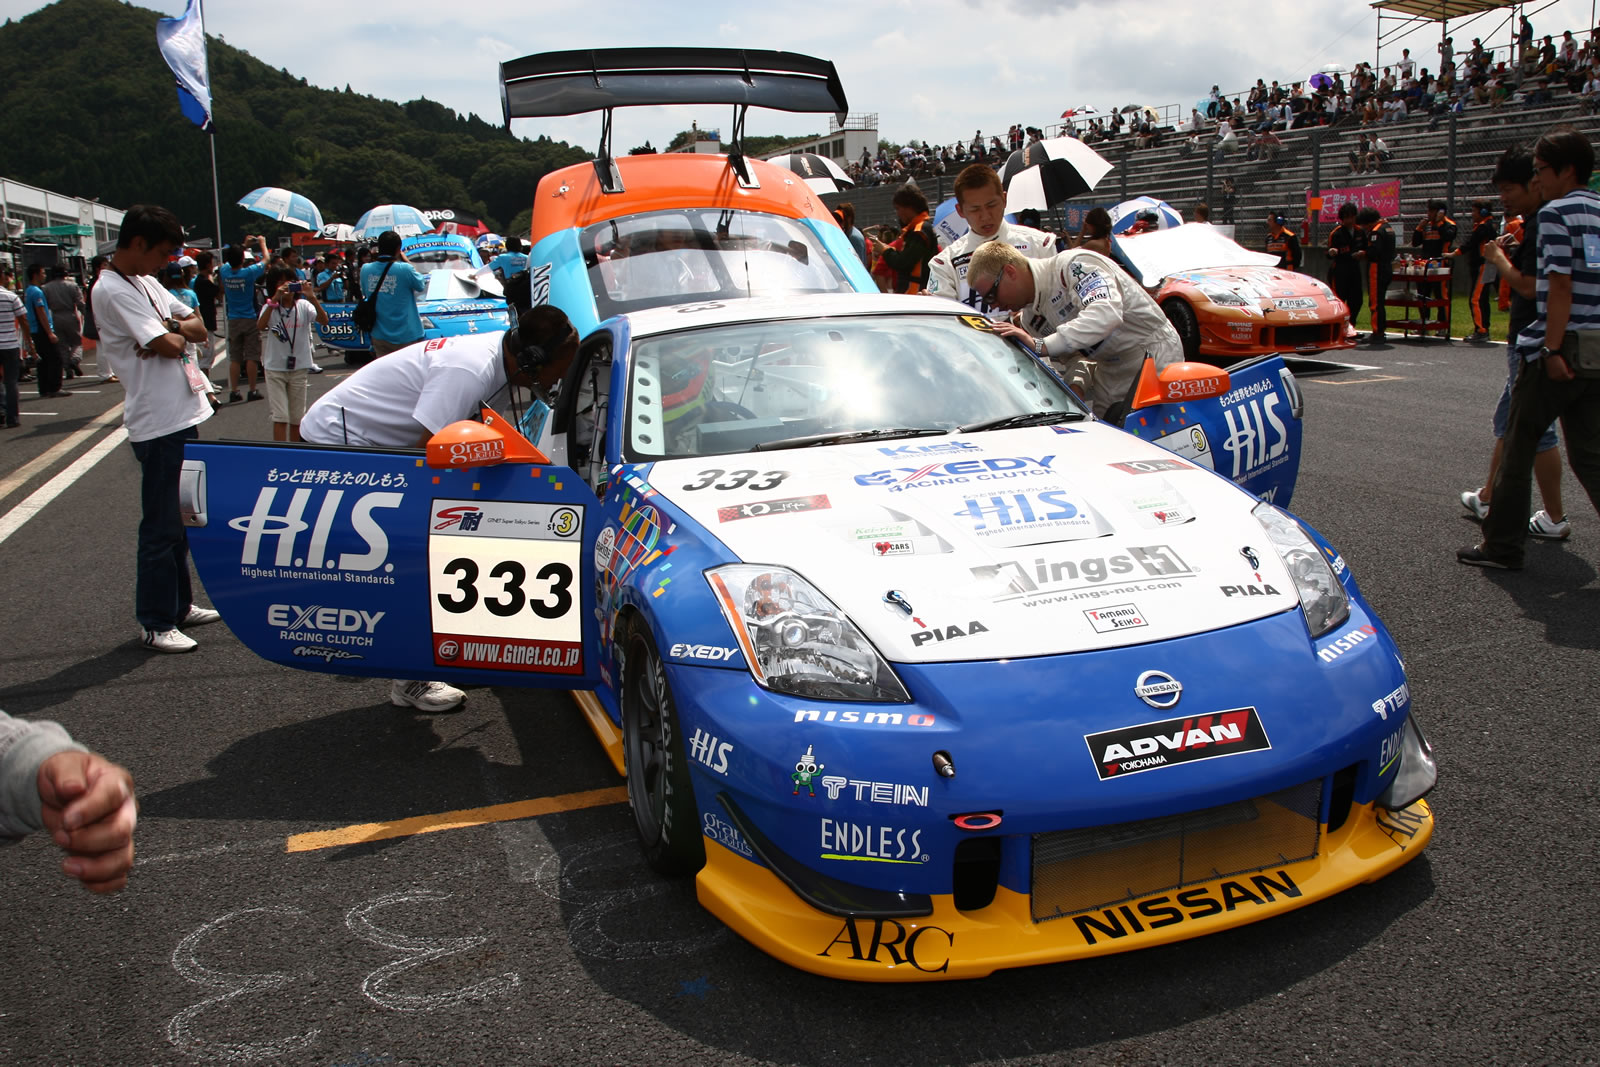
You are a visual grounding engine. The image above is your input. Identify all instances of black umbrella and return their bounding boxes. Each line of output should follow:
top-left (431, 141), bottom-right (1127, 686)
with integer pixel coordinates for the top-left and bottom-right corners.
top-left (766, 152), bottom-right (855, 194)
top-left (999, 138), bottom-right (1114, 212)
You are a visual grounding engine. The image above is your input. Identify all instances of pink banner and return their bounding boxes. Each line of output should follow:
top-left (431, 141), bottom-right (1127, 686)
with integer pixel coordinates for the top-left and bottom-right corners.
top-left (1312, 180), bottom-right (1402, 223)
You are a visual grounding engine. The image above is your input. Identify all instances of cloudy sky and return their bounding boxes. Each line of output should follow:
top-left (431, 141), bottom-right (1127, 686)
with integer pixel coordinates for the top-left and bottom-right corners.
top-left (6, 0), bottom-right (1599, 151)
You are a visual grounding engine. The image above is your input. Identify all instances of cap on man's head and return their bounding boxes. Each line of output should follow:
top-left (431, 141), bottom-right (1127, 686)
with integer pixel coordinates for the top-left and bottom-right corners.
top-left (161, 262), bottom-right (185, 281)
top-left (177, 255), bottom-right (196, 267)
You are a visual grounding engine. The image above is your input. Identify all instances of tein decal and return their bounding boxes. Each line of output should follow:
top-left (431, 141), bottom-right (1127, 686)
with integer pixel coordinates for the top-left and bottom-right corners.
top-left (1085, 707), bottom-right (1271, 779)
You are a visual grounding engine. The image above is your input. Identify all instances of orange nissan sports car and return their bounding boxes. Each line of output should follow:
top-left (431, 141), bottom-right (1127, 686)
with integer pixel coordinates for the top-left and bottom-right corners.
top-left (1114, 223), bottom-right (1358, 361)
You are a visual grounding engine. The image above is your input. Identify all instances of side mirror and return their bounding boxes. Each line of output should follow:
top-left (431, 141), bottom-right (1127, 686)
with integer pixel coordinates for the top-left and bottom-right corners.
top-left (426, 405), bottom-right (551, 469)
top-left (1128, 357), bottom-right (1231, 412)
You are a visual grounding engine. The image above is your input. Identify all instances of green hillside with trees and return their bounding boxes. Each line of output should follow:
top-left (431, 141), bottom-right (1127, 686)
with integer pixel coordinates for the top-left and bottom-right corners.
top-left (0, 0), bottom-right (591, 241)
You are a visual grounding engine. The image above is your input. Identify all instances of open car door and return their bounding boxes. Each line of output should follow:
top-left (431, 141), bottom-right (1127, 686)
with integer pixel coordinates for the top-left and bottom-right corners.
top-left (180, 426), bottom-right (600, 690)
top-left (1120, 353), bottom-right (1305, 508)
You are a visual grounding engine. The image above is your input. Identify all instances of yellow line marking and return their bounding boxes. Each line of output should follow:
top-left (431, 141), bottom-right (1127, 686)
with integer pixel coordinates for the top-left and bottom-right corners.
top-left (284, 785), bottom-right (628, 853)
top-left (1307, 375), bottom-right (1405, 386)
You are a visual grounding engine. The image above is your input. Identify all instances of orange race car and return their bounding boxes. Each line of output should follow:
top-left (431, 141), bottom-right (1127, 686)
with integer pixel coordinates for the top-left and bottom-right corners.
top-left (1113, 223), bottom-right (1358, 361)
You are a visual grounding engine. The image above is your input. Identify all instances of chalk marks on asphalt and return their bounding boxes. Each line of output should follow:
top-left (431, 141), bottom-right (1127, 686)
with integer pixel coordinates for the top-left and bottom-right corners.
top-left (345, 890), bottom-right (521, 1012)
top-left (166, 906), bottom-right (321, 1063)
top-left (168, 891), bottom-right (523, 1060)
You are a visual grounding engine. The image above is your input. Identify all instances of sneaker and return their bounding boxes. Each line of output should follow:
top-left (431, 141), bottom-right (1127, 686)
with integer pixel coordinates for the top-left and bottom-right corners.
top-left (1456, 544), bottom-right (1522, 569)
top-left (228, 391), bottom-right (243, 403)
top-left (1528, 510), bottom-right (1572, 540)
top-left (309, 363), bottom-right (325, 374)
top-left (143, 627), bottom-right (198, 653)
top-left (390, 679), bottom-right (466, 713)
top-left (1466, 330), bottom-right (1490, 342)
top-left (1460, 489), bottom-right (1490, 520)
top-left (246, 390), bottom-right (263, 402)
top-left (183, 605), bottom-right (223, 627)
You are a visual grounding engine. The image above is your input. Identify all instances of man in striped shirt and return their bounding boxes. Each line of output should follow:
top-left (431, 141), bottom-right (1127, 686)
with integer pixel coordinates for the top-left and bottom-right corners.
top-left (1461, 127), bottom-right (1600, 569)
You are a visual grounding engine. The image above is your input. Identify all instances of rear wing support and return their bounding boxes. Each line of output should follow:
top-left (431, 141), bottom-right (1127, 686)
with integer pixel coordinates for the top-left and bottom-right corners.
top-left (499, 48), bottom-right (848, 195)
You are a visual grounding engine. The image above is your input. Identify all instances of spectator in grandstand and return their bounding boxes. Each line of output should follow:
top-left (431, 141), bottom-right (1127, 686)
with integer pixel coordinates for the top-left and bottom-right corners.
top-left (1398, 48), bottom-right (1416, 80)
top-left (1212, 117), bottom-right (1238, 162)
top-left (1368, 133), bottom-right (1393, 171)
top-left (1581, 66), bottom-right (1600, 112)
top-left (1560, 30), bottom-right (1578, 68)
top-left (1350, 132), bottom-right (1371, 173)
top-left (1221, 178), bottom-right (1237, 225)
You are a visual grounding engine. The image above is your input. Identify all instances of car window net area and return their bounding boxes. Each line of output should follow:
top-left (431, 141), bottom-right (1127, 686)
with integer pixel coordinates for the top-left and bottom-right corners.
top-left (583, 209), bottom-right (850, 319)
top-left (625, 314), bottom-right (1085, 459)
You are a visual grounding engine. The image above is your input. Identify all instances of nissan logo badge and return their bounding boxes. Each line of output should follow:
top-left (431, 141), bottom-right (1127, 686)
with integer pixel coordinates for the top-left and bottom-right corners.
top-left (1134, 669), bottom-right (1183, 709)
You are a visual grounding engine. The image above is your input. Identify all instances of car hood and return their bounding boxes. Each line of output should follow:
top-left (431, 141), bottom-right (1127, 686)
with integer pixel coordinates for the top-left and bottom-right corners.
top-left (649, 423), bottom-right (1303, 663)
top-left (1164, 266), bottom-right (1334, 309)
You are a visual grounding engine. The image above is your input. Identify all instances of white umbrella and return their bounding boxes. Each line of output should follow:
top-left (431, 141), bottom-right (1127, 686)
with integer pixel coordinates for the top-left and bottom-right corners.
top-left (353, 204), bottom-right (433, 238)
top-left (237, 187), bottom-right (324, 231)
top-left (766, 152), bottom-right (855, 195)
top-left (316, 223), bottom-right (356, 242)
top-left (999, 138), bottom-right (1114, 212)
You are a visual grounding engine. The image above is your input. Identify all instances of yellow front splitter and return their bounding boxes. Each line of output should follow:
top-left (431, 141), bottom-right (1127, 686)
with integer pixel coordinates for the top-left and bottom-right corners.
top-left (696, 798), bottom-right (1432, 982)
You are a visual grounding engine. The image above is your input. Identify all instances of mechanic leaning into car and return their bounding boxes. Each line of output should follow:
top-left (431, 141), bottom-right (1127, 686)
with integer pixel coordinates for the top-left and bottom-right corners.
top-left (297, 306), bottom-right (579, 713)
top-left (967, 240), bottom-right (1182, 423)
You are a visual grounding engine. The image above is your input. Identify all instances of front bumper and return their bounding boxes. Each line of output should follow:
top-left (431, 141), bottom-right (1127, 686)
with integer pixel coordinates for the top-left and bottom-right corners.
top-left (696, 796), bottom-right (1432, 981)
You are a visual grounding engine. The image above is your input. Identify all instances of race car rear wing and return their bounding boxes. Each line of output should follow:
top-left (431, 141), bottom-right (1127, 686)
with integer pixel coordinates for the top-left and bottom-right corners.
top-left (498, 48), bottom-right (849, 192)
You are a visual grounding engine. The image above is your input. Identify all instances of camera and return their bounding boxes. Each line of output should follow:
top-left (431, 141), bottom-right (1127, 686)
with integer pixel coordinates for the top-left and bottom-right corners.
top-left (288, 281), bottom-right (303, 294)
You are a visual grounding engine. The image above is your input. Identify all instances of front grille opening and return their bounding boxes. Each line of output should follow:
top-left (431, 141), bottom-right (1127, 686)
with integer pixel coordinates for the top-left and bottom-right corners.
top-left (952, 837), bottom-right (1003, 912)
top-left (1326, 763), bottom-right (1359, 833)
top-left (1030, 779), bottom-right (1323, 922)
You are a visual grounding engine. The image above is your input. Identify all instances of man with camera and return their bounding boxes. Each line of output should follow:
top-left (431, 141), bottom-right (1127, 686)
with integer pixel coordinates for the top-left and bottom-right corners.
top-left (256, 268), bottom-right (328, 443)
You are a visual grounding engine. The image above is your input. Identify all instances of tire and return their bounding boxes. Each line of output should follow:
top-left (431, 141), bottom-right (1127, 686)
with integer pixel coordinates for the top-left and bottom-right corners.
top-left (1163, 299), bottom-right (1202, 361)
top-left (620, 624), bottom-right (705, 876)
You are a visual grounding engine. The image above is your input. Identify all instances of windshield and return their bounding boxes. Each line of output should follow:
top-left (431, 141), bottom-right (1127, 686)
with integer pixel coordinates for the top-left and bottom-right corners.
top-left (408, 249), bottom-right (477, 275)
top-left (624, 314), bottom-right (1085, 460)
top-left (583, 209), bottom-right (851, 320)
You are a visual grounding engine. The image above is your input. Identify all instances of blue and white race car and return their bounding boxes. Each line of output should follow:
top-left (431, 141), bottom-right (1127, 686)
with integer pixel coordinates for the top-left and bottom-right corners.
top-left (316, 233), bottom-right (511, 360)
top-left (183, 292), bottom-right (1434, 981)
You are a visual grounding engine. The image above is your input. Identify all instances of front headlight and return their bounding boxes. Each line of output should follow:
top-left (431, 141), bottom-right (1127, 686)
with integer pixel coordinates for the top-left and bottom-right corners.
top-left (706, 565), bottom-right (910, 703)
top-left (1311, 280), bottom-right (1335, 300)
top-left (1200, 287), bottom-right (1249, 306)
top-left (1252, 503), bottom-right (1350, 637)
top-left (419, 315), bottom-right (438, 330)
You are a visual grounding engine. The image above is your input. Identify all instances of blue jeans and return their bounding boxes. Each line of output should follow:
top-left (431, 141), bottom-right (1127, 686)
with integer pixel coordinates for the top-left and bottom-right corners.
top-left (130, 426), bottom-right (198, 631)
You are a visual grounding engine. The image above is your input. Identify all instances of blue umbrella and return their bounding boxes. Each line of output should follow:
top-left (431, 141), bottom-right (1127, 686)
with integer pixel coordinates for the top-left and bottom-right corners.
top-left (236, 186), bottom-right (324, 231)
top-left (932, 196), bottom-right (1017, 246)
top-left (353, 204), bottom-right (433, 238)
top-left (1108, 196), bottom-right (1183, 235)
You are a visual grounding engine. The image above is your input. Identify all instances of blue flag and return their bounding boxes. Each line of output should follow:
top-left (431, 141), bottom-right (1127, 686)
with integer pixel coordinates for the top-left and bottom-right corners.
top-left (156, 0), bottom-right (213, 131)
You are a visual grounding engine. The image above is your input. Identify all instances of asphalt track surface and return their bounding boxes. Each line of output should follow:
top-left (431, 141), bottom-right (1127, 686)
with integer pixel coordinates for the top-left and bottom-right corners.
top-left (0, 337), bottom-right (1595, 1067)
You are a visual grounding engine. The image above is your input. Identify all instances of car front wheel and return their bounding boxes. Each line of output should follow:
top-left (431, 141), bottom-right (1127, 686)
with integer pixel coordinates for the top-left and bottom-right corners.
top-left (621, 624), bottom-right (705, 876)
top-left (1163, 299), bottom-right (1202, 360)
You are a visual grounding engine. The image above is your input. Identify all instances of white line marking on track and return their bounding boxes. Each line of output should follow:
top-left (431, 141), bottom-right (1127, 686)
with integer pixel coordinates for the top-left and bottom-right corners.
top-left (0, 403), bottom-right (124, 505)
top-left (0, 424), bottom-right (128, 546)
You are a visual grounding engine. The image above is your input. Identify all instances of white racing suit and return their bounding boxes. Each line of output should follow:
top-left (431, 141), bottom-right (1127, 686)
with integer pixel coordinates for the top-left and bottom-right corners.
top-left (1020, 249), bottom-right (1183, 419)
top-left (925, 221), bottom-right (1057, 321)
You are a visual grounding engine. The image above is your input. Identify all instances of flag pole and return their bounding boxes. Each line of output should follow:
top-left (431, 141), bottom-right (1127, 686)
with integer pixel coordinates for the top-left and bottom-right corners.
top-left (199, 0), bottom-right (222, 249)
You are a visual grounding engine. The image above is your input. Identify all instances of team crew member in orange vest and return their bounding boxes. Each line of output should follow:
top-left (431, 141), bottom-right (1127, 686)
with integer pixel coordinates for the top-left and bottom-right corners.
top-left (1358, 205), bottom-right (1397, 343)
top-left (1459, 201), bottom-right (1499, 341)
top-left (1411, 199), bottom-right (1457, 323)
top-left (1265, 214), bottom-right (1302, 272)
top-left (868, 186), bottom-right (939, 294)
top-left (1327, 202), bottom-right (1366, 324)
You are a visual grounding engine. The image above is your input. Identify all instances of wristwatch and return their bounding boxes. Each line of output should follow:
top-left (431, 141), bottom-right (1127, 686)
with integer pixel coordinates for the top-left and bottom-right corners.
top-left (164, 317), bottom-right (184, 334)
top-left (1540, 345), bottom-right (1564, 358)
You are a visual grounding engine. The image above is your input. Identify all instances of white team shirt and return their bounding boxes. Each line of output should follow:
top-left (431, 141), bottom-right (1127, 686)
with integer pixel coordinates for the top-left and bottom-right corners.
top-left (0, 289), bottom-right (23, 350)
top-left (1019, 249), bottom-right (1182, 417)
top-left (260, 299), bottom-right (318, 373)
top-left (90, 269), bottom-right (212, 443)
top-left (925, 221), bottom-right (1058, 320)
top-left (300, 333), bottom-right (509, 448)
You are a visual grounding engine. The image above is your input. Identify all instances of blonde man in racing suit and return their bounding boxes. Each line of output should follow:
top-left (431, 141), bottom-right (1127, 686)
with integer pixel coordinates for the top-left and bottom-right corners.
top-left (925, 164), bottom-right (1056, 321)
top-left (967, 241), bottom-right (1182, 421)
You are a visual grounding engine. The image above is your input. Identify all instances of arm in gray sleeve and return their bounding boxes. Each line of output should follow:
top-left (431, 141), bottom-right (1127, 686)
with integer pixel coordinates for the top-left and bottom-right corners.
top-left (0, 710), bottom-right (85, 838)
top-left (1039, 264), bottom-right (1126, 359)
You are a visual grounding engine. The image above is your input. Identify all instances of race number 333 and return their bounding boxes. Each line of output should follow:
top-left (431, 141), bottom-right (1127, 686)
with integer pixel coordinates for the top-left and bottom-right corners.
top-left (428, 499), bottom-right (583, 674)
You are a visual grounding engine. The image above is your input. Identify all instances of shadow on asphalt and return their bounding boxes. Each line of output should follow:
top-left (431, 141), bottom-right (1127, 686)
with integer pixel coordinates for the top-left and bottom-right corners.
top-left (1484, 545), bottom-right (1600, 649)
top-left (0, 643), bottom-right (150, 715)
top-left (527, 808), bottom-right (1438, 1066)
